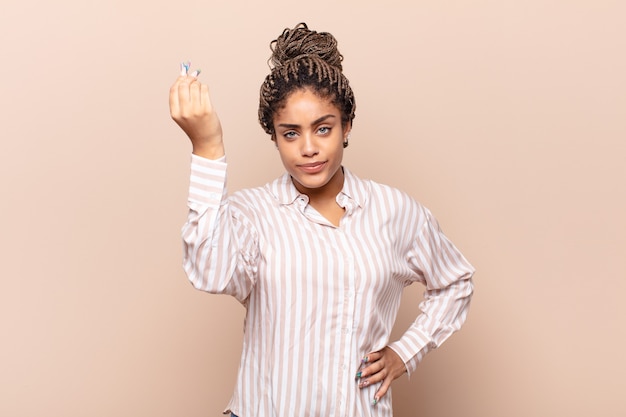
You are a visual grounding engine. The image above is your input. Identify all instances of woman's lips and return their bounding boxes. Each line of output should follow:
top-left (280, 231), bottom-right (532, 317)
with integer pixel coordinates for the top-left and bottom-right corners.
top-left (297, 161), bottom-right (327, 174)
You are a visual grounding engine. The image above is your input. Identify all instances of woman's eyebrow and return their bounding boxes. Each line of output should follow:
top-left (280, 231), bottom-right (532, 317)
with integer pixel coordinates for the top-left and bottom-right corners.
top-left (277, 114), bottom-right (336, 129)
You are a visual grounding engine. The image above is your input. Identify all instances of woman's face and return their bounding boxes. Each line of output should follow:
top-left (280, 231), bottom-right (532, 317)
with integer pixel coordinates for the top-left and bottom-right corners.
top-left (273, 88), bottom-right (350, 198)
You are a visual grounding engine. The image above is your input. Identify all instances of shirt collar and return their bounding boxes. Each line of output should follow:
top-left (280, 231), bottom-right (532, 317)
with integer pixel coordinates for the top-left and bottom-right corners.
top-left (268, 166), bottom-right (368, 208)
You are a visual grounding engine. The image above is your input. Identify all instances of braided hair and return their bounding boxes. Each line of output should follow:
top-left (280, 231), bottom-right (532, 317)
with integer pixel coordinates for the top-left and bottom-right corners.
top-left (258, 23), bottom-right (356, 138)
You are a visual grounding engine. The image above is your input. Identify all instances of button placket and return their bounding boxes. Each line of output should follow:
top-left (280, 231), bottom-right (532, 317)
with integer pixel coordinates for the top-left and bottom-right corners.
top-left (336, 229), bottom-right (356, 417)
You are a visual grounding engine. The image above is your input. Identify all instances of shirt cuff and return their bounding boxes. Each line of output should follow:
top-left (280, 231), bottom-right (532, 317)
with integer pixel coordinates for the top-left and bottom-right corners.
top-left (388, 327), bottom-right (435, 378)
top-left (188, 154), bottom-right (228, 206)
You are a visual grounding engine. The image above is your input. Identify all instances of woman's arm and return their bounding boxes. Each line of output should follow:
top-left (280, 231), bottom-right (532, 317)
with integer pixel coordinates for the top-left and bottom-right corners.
top-left (170, 64), bottom-right (258, 301)
top-left (388, 206), bottom-right (475, 374)
top-left (358, 204), bottom-right (475, 404)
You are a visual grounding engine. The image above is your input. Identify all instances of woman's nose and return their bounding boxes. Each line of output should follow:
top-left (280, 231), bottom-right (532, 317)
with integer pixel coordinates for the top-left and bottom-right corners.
top-left (301, 134), bottom-right (319, 156)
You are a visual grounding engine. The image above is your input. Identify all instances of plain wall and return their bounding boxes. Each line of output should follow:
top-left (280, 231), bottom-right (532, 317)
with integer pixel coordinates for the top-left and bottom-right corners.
top-left (1, 1), bottom-right (624, 416)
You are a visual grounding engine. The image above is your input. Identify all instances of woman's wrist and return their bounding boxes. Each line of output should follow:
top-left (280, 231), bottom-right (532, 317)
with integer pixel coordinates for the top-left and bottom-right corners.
top-left (192, 140), bottom-right (225, 160)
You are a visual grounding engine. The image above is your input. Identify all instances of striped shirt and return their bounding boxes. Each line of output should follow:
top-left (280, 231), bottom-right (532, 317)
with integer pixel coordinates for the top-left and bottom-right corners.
top-left (183, 155), bottom-right (474, 417)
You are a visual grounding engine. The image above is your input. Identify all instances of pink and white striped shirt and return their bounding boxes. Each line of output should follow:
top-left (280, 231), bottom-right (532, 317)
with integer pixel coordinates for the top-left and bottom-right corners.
top-left (183, 155), bottom-right (474, 417)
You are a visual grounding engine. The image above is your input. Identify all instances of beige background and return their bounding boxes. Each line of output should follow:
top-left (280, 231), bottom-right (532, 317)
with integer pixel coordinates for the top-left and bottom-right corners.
top-left (1, 1), bottom-right (624, 416)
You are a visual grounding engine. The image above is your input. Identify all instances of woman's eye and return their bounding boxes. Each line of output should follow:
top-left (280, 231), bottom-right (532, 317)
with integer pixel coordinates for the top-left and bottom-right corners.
top-left (318, 127), bottom-right (331, 135)
top-left (284, 131), bottom-right (297, 139)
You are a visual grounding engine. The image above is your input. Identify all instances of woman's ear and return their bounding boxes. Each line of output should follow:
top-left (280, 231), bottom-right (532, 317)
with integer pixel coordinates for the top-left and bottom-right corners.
top-left (343, 121), bottom-right (352, 138)
top-left (343, 122), bottom-right (352, 148)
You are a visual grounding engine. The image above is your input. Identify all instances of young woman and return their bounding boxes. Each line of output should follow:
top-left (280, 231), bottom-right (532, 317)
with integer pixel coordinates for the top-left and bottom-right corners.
top-left (169, 23), bottom-right (474, 417)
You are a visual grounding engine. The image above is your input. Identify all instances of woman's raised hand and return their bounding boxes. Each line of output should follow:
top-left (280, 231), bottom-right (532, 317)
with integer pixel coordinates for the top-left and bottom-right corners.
top-left (169, 62), bottom-right (224, 159)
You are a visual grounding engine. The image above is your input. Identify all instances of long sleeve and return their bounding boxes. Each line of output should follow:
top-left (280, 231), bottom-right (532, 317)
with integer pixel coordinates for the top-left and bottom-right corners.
top-left (388, 206), bottom-right (475, 377)
top-left (181, 154), bottom-right (259, 302)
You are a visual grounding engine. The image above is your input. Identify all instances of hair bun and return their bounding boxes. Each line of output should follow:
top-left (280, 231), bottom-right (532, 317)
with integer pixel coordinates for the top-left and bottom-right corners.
top-left (270, 22), bottom-right (343, 70)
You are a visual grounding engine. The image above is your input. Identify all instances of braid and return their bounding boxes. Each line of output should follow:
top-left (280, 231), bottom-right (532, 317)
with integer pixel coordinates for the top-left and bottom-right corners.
top-left (259, 23), bottom-right (356, 137)
top-left (270, 23), bottom-right (343, 70)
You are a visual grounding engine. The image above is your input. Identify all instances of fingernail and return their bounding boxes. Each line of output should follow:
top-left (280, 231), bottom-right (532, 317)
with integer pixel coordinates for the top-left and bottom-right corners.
top-left (362, 356), bottom-right (369, 363)
top-left (181, 61), bottom-right (191, 75)
top-left (191, 69), bottom-right (201, 77)
top-left (355, 372), bottom-right (362, 379)
top-left (359, 379), bottom-right (369, 388)
top-left (180, 62), bottom-right (186, 76)
top-left (371, 396), bottom-right (379, 406)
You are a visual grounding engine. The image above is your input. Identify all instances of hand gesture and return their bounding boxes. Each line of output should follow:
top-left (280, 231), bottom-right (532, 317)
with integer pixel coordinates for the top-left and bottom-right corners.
top-left (356, 346), bottom-right (407, 405)
top-left (169, 62), bottom-right (224, 159)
